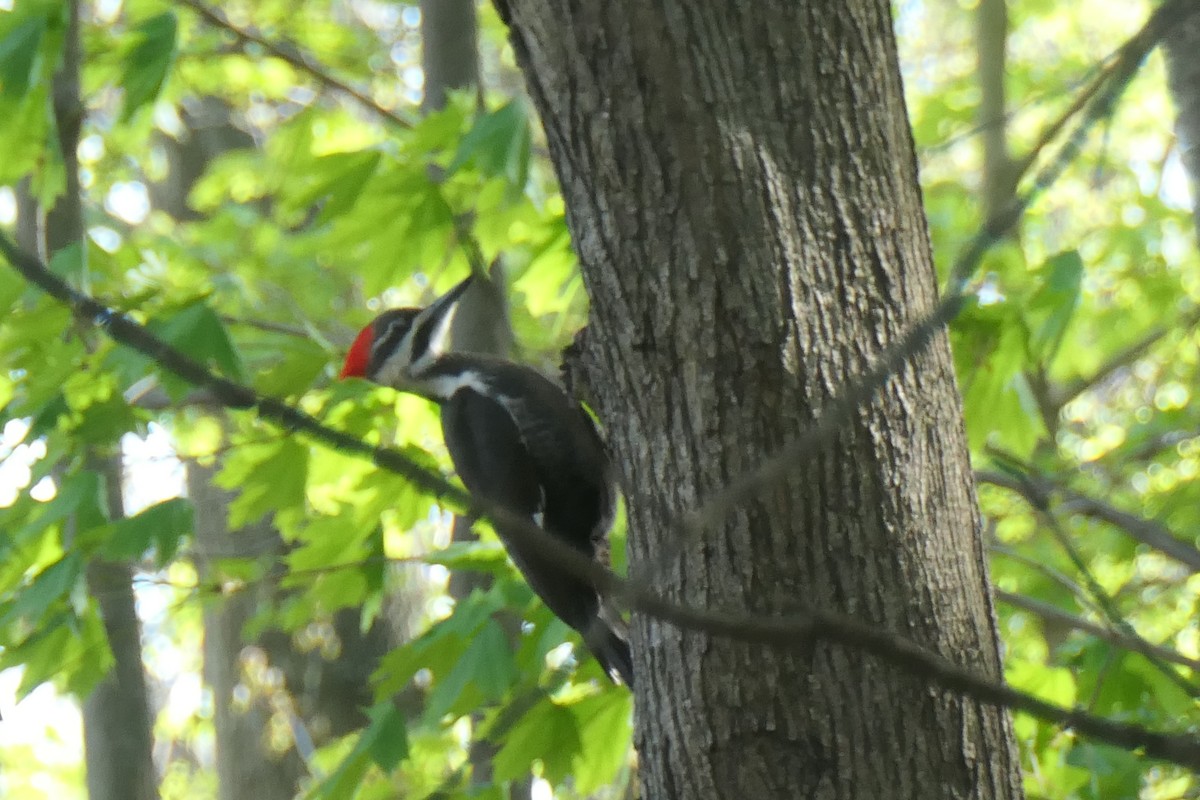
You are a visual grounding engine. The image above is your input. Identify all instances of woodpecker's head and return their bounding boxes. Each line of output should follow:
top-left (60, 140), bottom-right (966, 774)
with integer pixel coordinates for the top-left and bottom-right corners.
top-left (340, 276), bottom-right (473, 387)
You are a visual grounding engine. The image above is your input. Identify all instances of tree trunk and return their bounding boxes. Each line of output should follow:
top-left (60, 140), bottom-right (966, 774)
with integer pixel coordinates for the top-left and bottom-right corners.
top-left (189, 460), bottom-right (306, 800)
top-left (83, 461), bottom-right (159, 800)
top-left (420, 0), bottom-right (480, 113)
top-left (492, 2), bottom-right (1024, 798)
top-left (1165, 8), bottom-right (1200, 239)
top-left (976, 0), bottom-right (1018, 223)
top-left (46, 3), bottom-right (160, 798)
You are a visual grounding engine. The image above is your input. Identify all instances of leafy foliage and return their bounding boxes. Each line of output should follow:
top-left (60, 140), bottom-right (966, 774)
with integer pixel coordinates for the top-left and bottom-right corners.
top-left (0, 0), bottom-right (1195, 798)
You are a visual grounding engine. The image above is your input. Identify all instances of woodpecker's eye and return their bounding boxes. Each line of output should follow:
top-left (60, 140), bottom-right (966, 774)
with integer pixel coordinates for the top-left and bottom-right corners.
top-left (371, 309), bottom-right (420, 364)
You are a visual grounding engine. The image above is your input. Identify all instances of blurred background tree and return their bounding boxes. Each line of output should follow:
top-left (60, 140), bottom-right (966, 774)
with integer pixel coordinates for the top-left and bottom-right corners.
top-left (0, 0), bottom-right (1196, 798)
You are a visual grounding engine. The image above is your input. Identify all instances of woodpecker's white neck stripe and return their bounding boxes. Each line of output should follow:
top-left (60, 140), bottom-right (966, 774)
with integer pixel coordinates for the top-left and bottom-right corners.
top-left (411, 367), bottom-right (491, 402)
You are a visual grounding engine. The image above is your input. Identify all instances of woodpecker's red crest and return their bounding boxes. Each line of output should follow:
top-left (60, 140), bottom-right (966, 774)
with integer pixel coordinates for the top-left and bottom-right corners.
top-left (340, 324), bottom-right (375, 379)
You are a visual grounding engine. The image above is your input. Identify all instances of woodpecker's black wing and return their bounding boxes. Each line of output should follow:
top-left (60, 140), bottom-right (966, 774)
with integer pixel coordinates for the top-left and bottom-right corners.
top-left (441, 386), bottom-right (543, 520)
top-left (440, 381), bottom-right (632, 685)
top-left (472, 362), bottom-right (616, 555)
top-left (441, 387), bottom-right (599, 626)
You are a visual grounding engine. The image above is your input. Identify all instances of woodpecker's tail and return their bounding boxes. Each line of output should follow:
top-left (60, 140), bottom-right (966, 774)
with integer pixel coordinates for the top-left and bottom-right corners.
top-left (585, 614), bottom-right (634, 687)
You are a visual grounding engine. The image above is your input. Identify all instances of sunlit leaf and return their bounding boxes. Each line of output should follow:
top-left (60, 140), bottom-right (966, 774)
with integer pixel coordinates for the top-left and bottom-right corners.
top-left (493, 695), bottom-right (581, 785)
top-left (0, 16), bottom-right (45, 100)
top-left (567, 690), bottom-right (633, 794)
top-left (1025, 250), bottom-right (1083, 363)
top-left (120, 12), bottom-right (176, 120)
top-left (215, 439), bottom-right (308, 527)
top-left (101, 497), bottom-right (193, 564)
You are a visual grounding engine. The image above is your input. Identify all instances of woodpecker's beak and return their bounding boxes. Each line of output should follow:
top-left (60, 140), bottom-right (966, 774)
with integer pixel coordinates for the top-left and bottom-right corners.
top-left (426, 275), bottom-right (474, 320)
top-left (409, 274), bottom-right (474, 366)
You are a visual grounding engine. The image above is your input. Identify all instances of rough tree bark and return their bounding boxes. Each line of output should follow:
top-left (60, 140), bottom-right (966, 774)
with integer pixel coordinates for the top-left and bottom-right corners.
top-left (492, 2), bottom-right (1024, 798)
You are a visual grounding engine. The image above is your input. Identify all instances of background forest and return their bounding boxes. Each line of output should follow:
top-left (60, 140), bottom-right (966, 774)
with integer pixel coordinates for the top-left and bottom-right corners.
top-left (0, 0), bottom-right (1198, 798)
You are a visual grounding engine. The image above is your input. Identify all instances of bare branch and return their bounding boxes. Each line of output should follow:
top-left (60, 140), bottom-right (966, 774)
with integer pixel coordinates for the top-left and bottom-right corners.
top-left (171, 0), bottom-right (414, 129)
top-left (174, 0), bottom-right (494, 289)
top-left (1049, 306), bottom-right (1200, 409)
top-left (977, 467), bottom-right (1200, 574)
top-left (218, 314), bottom-right (310, 339)
top-left (980, 461), bottom-right (1200, 698)
top-left (997, 589), bottom-right (1200, 672)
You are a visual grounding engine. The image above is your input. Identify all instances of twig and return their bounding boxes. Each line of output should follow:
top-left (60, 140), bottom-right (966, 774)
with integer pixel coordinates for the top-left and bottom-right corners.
top-left (982, 459), bottom-right (1200, 698)
top-left (171, 0), bottom-right (414, 129)
top-left (988, 541), bottom-right (1103, 614)
top-left (997, 589), bottom-right (1200, 671)
top-left (977, 466), bottom-right (1200, 574)
top-left (1049, 306), bottom-right (1200, 409)
top-left (174, 0), bottom-right (495, 294)
top-left (218, 314), bottom-right (309, 339)
top-left (4, 231), bottom-right (1200, 770)
top-left (1043, 511), bottom-right (1200, 697)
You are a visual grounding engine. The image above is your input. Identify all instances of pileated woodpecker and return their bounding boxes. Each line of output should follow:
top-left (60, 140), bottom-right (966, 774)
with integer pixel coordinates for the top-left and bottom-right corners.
top-left (340, 276), bottom-right (633, 686)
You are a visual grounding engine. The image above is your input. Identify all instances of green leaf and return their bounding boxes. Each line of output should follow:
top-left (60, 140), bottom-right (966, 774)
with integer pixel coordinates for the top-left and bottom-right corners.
top-left (446, 101), bottom-right (531, 187)
top-left (364, 702), bottom-right (409, 771)
top-left (253, 336), bottom-right (329, 396)
top-left (424, 618), bottom-right (517, 721)
top-left (101, 497), bottom-right (193, 564)
top-left (15, 470), bottom-right (103, 541)
top-left (1, 610), bottom-right (113, 700)
top-left (145, 301), bottom-right (246, 400)
top-left (493, 696), bottom-right (581, 785)
top-left (0, 16), bottom-right (45, 100)
top-left (314, 701), bottom-right (408, 799)
top-left (1025, 250), bottom-right (1083, 363)
top-left (0, 553), bottom-right (81, 629)
top-left (121, 12), bottom-right (177, 120)
top-left (47, 241), bottom-right (84, 282)
top-left (284, 150), bottom-right (382, 223)
top-left (422, 540), bottom-right (510, 574)
top-left (567, 691), bottom-right (633, 794)
top-left (1007, 660), bottom-right (1076, 707)
top-left (1065, 742), bottom-right (1143, 799)
top-left (215, 439), bottom-right (308, 527)
top-left (372, 588), bottom-right (506, 698)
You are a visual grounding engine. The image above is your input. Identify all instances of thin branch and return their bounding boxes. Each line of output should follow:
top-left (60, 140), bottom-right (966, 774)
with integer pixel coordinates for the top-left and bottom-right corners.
top-left (997, 589), bottom-right (1200, 672)
top-left (981, 460), bottom-right (1200, 698)
top-left (174, 0), bottom-right (494, 292)
top-left (1042, 510), bottom-right (1200, 697)
top-left (1049, 306), bottom-right (1200, 409)
top-left (1057, 488), bottom-right (1200, 573)
top-left (171, 0), bottom-right (414, 129)
top-left (218, 314), bottom-right (309, 339)
top-left (978, 466), bottom-right (1200, 574)
top-left (1007, 53), bottom-right (1119, 182)
top-left (4, 232), bottom-right (1200, 770)
top-left (988, 541), bottom-right (1104, 614)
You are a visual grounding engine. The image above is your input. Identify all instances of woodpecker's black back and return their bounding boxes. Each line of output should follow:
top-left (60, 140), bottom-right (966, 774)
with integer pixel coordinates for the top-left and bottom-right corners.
top-left (429, 355), bottom-right (633, 686)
